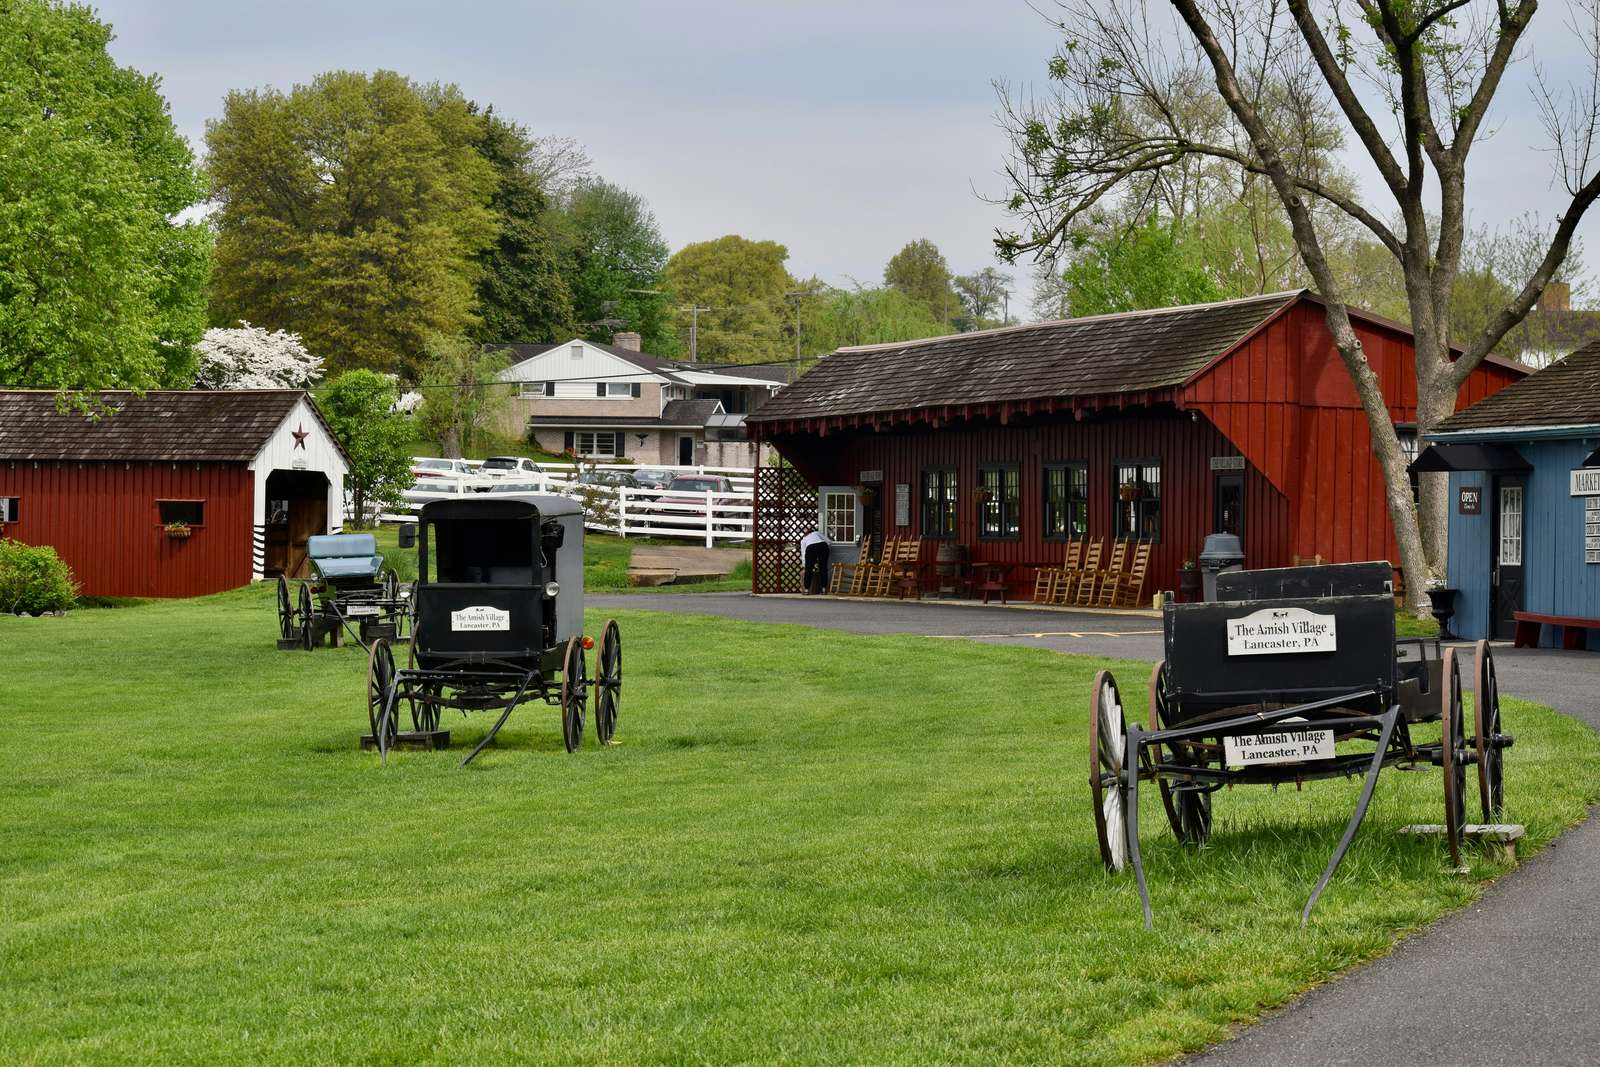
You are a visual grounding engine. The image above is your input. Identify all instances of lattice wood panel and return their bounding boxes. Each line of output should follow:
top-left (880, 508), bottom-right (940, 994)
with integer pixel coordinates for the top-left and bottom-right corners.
top-left (752, 463), bottom-right (815, 593)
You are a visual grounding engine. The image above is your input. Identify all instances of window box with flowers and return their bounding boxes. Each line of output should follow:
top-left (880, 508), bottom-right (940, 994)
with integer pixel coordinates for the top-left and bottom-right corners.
top-left (163, 521), bottom-right (193, 540)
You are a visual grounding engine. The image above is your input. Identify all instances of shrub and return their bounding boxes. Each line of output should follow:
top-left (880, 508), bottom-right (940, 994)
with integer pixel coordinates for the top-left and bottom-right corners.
top-left (0, 539), bottom-right (79, 615)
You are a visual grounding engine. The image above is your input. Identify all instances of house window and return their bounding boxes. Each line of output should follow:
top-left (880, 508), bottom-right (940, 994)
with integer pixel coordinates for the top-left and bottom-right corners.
top-left (158, 499), bottom-right (205, 527)
top-left (977, 464), bottom-right (1020, 540)
top-left (595, 382), bottom-right (637, 399)
top-left (1113, 460), bottom-right (1160, 541)
top-left (921, 467), bottom-right (957, 538)
top-left (1043, 463), bottom-right (1088, 540)
top-left (1499, 485), bottom-right (1523, 565)
top-left (563, 431), bottom-right (620, 458)
top-left (518, 381), bottom-right (550, 399)
top-left (0, 497), bottom-right (17, 523)
top-left (822, 489), bottom-right (858, 544)
top-left (570, 344), bottom-right (583, 360)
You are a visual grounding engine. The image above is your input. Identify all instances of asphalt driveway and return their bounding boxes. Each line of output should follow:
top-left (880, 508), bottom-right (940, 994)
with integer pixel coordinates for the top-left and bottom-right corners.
top-left (593, 591), bottom-right (1600, 1066)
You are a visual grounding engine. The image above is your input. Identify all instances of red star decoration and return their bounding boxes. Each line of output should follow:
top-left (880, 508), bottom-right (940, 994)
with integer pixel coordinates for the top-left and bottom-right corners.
top-left (291, 423), bottom-right (309, 450)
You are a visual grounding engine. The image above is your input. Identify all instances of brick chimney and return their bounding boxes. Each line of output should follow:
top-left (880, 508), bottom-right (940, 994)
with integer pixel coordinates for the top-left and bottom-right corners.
top-left (1540, 281), bottom-right (1571, 313)
top-left (611, 331), bottom-right (643, 352)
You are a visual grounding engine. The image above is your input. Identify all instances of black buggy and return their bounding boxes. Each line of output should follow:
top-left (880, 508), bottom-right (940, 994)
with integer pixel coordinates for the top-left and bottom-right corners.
top-left (275, 533), bottom-right (409, 650)
top-left (365, 495), bottom-right (622, 766)
top-left (1089, 562), bottom-right (1510, 926)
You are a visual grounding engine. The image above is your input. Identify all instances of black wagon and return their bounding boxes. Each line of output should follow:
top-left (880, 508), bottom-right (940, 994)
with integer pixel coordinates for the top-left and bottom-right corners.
top-left (366, 495), bottom-right (622, 766)
top-left (275, 533), bottom-right (409, 650)
top-left (1089, 562), bottom-right (1510, 926)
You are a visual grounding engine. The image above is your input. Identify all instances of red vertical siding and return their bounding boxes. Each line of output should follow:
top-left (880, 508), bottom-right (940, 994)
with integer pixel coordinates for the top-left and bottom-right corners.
top-left (817, 413), bottom-right (1288, 603)
top-left (0, 460), bottom-right (254, 597)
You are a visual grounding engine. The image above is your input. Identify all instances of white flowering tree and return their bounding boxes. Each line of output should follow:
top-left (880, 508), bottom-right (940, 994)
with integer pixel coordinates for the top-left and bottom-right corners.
top-left (194, 322), bottom-right (323, 390)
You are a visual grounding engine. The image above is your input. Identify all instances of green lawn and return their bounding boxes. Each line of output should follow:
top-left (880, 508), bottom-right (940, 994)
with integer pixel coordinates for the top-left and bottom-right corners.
top-left (2, 589), bottom-right (1596, 1064)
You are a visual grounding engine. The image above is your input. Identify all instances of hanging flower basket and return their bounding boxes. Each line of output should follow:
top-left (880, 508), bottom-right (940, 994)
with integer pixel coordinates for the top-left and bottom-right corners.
top-left (164, 522), bottom-right (192, 540)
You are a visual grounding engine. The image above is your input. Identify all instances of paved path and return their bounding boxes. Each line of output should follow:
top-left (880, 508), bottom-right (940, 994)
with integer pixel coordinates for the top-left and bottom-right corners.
top-left (594, 592), bottom-right (1600, 1066)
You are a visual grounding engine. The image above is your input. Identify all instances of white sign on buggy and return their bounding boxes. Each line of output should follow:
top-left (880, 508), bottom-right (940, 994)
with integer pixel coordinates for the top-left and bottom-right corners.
top-left (1225, 726), bottom-right (1336, 767)
top-left (1226, 606), bottom-right (1338, 655)
top-left (451, 605), bottom-right (510, 632)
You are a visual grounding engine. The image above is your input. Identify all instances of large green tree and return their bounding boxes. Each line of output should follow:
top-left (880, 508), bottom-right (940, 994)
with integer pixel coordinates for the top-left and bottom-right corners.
top-left (664, 235), bottom-right (794, 363)
top-left (414, 334), bottom-right (511, 457)
top-left (0, 0), bottom-right (209, 394)
top-left (559, 179), bottom-right (673, 352)
top-left (883, 239), bottom-right (958, 327)
top-left (801, 284), bottom-right (948, 356)
top-left (206, 70), bottom-right (497, 377)
top-left (1061, 215), bottom-right (1221, 316)
top-left (469, 109), bottom-right (576, 345)
top-left (315, 370), bottom-right (413, 526)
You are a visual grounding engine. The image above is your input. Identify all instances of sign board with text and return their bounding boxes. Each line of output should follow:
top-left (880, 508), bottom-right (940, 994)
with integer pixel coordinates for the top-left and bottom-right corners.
top-left (1573, 468), bottom-right (1600, 496)
top-left (1224, 726), bottom-right (1336, 766)
top-left (451, 606), bottom-right (510, 632)
top-left (894, 483), bottom-right (910, 527)
top-left (1226, 606), bottom-right (1338, 656)
top-left (1458, 486), bottom-right (1482, 514)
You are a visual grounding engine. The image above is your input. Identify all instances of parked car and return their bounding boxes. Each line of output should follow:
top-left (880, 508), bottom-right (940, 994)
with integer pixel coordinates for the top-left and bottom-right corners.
top-left (576, 470), bottom-right (640, 488)
top-left (402, 480), bottom-right (465, 505)
top-left (485, 481), bottom-right (544, 494)
top-left (477, 455), bottom-right (544, 480)
top-left (632, 467), bottom-right (676, 490)
top-left (645, 475), bottom-right (744, 529)
top-left (411, 457), bottom-right (475, 480)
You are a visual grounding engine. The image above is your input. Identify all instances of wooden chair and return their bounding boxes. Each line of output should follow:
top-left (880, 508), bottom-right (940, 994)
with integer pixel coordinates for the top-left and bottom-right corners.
top-left (1111, 541), bottom-right (1152, 607)
top-left (863, 536), bottom-right (900, 597)
top-left (1094, 540), bottom-right (1130, 607)
top-left (1072, 541), bottom-right (1105, 606)
top-left (890, 539), bottom-right (924, 599)
top-left (828, 534), bottom-right (880, 595)
top-left (1032, 540), bottom-right (1084, 603)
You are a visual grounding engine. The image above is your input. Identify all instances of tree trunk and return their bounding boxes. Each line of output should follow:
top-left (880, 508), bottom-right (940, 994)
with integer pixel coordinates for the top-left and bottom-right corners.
top-left (441, 424), bottom-right (461, 460)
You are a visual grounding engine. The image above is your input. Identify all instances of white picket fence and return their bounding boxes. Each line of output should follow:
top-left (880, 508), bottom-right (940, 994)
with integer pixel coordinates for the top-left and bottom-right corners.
top-left (373, 463), bottom-right (770, 546)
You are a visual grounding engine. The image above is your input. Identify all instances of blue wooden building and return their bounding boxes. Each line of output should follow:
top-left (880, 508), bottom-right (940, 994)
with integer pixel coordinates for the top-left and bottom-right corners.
top-left (1420, 341), bottom-right (1600, 647)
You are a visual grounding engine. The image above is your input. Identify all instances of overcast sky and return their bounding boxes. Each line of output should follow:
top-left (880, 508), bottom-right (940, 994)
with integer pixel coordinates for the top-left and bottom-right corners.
top-left (92, 0), bottom-right (1600, 314)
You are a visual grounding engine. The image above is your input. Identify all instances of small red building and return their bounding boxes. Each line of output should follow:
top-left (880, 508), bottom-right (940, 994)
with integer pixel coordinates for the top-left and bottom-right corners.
top-left (747, 291), bottom-right (1525, 600)
top-left (0, 390), bottom-right (350, 598)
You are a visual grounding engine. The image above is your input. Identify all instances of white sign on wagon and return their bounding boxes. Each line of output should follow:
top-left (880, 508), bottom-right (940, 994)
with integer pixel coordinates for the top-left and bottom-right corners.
top-left (1226, 607), bottom-right (1338, 655)
top-left (451, 605), bottom-right (510, 632)
top-left (1225, 726), bottom-right (1336, 767)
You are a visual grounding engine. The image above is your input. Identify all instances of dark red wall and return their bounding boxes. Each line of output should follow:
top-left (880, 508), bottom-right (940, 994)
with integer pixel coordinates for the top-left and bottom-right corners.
top-left (787, 412), bottom-right (1288, 602)
top-left (0, 460), bottom-right (254, 598)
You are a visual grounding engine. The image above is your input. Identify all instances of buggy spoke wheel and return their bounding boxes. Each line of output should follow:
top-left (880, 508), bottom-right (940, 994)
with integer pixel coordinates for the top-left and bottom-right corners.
top-left (298, 582), bottom-right (315, 651)
top-left (1440, 648), bottom-right (1467, 867)
top-left (1474, 640), bottom-right (1506, 821)
top-left (1090, 670), bottom-right (1130, 873)
top-left (381, 567), bottom-right (399, 603)
top-left (594, 619), bottom-right (621, 745)
top-left (276, 575), bottom-right (293, 639)
top-left (1148, 659), bottom-right (1211, 846)
top-left (366, 638), bottom-right (398, 747)
top-left (560, 636), bottom-right (587, 753)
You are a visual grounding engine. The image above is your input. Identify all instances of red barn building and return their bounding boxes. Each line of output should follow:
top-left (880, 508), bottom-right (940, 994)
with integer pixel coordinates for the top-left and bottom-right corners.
top-left (746, 291), bottom-right (1525, 600)
top-left (0, 390), bottom-right (350, 598)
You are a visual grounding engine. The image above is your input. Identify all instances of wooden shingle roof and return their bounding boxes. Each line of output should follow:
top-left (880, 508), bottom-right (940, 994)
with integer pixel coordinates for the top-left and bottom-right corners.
top-left (0, 390), bottom-right (335, 462)
top-left (1437, 341), bottom-right (1600, 432)
top-left (749, 291), bottom-right (1301, 425)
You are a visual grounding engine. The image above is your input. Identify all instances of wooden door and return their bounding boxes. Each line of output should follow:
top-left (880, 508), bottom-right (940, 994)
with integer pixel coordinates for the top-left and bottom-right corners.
top-left (1490, 477), bottom-right (1525, 640)
top-left (286, 495), bottom-right (327, 579)
top-left (1214, 472), bottom-right (1244, 547)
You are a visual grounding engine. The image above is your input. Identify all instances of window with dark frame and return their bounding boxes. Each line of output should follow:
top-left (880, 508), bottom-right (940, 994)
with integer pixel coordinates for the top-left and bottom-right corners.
top-left (977, 464), bottom-right (1020, 540)
top-left (0, 497), bottom-right (17, 523)
top-left (158, 500), bottom-right (205, 527)
top-left (1043, 463), bottom-right (1088, 540)
top-left (1113, 460), bottom-right (1161, 542)
top-left (920, 467), bottom-right (957, 538)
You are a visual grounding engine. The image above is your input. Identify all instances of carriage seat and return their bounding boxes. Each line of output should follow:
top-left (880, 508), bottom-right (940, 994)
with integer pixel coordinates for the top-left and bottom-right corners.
top-left (306, 533), bottom-right (383, 579)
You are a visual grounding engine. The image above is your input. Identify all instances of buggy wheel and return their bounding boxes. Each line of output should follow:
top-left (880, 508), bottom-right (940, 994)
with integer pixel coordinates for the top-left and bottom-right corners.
top-left (298, 582), bottom-right (315, 651)
top-left (594, 620), bottom-right (621, 745)
top-left (366, 638), bottom-right (398, 748)
top-left (1148, 660), bottom-right (1211, 846)
top-left (1474, 640), bottom-right (1506, 821)
top-left (560, 636), bottom-right (587, 753)
top-left (1440, 648), bottom-right (1467, 868)
top-left (276, 575), bottom-right (293, 640)
top-left (381, 567), bottom-right (399, 603)
top-left (409, 684), bottom-right (440, 732)
top-left (1090, 670), bottom-right (1130, 873)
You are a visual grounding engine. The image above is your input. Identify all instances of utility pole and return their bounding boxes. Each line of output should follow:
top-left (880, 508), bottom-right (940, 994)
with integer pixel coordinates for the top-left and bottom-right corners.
top-left (681, 305), bottom-right (711, 362)
top-left (784, 289), bottom-right (813, 366)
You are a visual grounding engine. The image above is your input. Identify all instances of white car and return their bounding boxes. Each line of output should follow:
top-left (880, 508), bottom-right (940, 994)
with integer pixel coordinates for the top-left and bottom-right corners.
top-left (411, 457), bottom-right (476, 480)
top-left (476, 456), bottom-right (545, 480)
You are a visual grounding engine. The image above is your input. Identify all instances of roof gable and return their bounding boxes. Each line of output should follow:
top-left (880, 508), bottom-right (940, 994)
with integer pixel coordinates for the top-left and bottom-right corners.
top-left (495, 339), bottom-right (680, 384)
top-left (0, 390), bottom-right (347, 463)
top-left (748, 291), bottom-right (1301, 425)
top-left (1437, 340), bottom-right (1600, 433)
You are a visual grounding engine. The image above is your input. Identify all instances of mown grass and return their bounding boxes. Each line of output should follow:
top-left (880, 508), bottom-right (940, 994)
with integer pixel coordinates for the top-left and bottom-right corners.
top-left (2, 588), bottom-right (1595, 1064)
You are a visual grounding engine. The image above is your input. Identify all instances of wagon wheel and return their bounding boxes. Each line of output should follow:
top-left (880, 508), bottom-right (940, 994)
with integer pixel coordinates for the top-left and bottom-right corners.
top-left (381, 567), bottom-right (399, 603)
top-left (276, 575), bottom-right (294, 640)
top-left (1474, 640), bottom-right (1506, 821)
top-left (594, 619), bottom-right (621, 745)
top-left (367, 638), bottom-right (398, 750)
top-left (1090, 670), bottom-right (1131, 873)
top-left (560, 636), bottom-right (587, 753)
top-left (1440, 647), bottom-right (1467, 868)
top-left (1149, 660), bottom-right (1212, 846)
top-left (297, 581), bottom-right (315, 651)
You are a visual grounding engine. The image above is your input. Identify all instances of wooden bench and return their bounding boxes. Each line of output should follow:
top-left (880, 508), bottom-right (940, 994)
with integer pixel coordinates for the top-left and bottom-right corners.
top-left (1512, 611), bottom-right (1600, 650)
